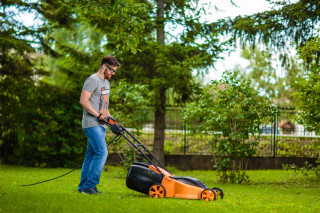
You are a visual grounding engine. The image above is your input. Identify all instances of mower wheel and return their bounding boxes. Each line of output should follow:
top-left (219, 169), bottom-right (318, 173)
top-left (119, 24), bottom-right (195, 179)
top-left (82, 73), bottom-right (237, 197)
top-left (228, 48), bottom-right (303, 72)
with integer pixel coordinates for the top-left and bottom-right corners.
top-left (212, 187), bottom-right (224, 199)
top-left (200, 189), bottom-right (216, 201)
top-left (148, 184), bottom-right (166, 198)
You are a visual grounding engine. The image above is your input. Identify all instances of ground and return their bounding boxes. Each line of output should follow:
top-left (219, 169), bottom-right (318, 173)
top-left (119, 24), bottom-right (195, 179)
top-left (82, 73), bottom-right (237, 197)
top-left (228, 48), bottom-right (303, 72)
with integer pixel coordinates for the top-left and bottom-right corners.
top-left (0, 165), bottom-right (319, 212)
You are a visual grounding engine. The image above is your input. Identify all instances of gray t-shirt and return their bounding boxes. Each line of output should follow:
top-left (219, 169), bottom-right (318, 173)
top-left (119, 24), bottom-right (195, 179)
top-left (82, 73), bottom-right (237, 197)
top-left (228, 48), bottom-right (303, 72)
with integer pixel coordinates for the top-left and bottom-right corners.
top-left (82, 73), bottom-right (110, 129)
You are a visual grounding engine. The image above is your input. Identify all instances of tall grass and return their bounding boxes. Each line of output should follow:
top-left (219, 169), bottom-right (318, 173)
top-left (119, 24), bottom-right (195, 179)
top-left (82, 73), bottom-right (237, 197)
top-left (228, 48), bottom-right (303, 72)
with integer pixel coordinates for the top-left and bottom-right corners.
top-left (0, 165), bottom-right (319, 212)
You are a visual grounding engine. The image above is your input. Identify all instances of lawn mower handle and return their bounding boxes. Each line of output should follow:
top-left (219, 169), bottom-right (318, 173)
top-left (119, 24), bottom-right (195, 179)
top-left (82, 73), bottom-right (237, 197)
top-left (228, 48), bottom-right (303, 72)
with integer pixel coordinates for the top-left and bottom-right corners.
top-left (102, 120), bottom-right (171, 176)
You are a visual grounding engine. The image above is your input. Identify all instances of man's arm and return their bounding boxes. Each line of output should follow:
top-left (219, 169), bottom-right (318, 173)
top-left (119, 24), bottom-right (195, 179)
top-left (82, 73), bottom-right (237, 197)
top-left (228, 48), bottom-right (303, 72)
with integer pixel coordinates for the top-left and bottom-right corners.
top-left (79, 90), bottom-right (100, 117)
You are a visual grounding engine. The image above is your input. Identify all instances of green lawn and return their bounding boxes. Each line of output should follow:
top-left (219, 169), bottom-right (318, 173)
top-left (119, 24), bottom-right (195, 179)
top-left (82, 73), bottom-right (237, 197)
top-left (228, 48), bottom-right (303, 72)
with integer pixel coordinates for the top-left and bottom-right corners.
top-left (0, 165), bottom-right (319, 213)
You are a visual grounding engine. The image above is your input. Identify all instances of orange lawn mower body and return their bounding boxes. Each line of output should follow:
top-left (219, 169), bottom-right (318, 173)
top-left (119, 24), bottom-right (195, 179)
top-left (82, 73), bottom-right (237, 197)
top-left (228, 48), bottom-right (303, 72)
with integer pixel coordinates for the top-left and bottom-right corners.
top-left (107, 122), bottom-right (223, 201)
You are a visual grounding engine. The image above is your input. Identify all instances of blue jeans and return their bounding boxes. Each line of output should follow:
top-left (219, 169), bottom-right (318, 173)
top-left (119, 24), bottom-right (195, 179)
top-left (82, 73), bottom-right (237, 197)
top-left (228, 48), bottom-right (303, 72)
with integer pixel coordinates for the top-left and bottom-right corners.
top-left (78, 126), bottom-right (108, 190)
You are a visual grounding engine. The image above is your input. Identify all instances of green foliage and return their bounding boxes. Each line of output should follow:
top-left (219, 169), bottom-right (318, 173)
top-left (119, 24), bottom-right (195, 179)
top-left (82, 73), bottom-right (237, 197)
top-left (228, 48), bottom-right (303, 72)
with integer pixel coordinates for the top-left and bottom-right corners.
top-left (104, 0), bottom-right (224, 162)
top-left (107, 136), bottom-right (137, 170)
top-left (37, 13), bottom-right (150, 167)
top-left (71, 0), bottom-right (150, 54)
top-left (0, 0), bottom-right (148, 167)
top-left (232, 46), bottom-right (304, 106)
top-left (218, 0), bottom-right (320, 63)
top-left (0, 1), bottom-right (90, 167)
top-left (292, 33), bottom-right (320, 175)
top-left (14, 83), bottom-right (85, 167)
top-left (114, 40), bottom-right (218, 105)
top-left (0, 0), bottom-right (222, 167)
top-left (43, 21), bottom-right (107, 89)
top-left (292, 34), bottom-right (320, 135)
top-left (43, 20), bottom-right (151, 127)
top-left (183, 71), bottom-right (277, 183)
top-left (282, 159), bottom-right (320, 178)
top-left (109, 80), bottom-right (149, 129)
top-left (1, 1), bottom-right (48, 164)
top-left (43, 0), bottom-right (224, 163)
top-left (0, 73), bottom-right (86, 167)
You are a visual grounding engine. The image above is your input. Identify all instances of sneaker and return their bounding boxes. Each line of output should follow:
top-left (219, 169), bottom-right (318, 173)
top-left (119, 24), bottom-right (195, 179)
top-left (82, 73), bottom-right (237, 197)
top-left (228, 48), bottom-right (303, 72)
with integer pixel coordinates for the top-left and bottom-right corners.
top-left (93, 187), bottom-right (100, 193)
top-left (94, 187), bottom-right (104, 195)
top-left (78, 189), bottom-right (83, 193)
top-left (82, 187), bottom-right (99, 195)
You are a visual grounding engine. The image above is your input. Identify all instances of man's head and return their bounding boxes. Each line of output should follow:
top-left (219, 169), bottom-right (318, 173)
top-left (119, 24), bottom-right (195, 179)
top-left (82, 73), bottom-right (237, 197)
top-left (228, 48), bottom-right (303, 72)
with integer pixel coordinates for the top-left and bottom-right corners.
top-left (100, 56), bottom-right (120, 80)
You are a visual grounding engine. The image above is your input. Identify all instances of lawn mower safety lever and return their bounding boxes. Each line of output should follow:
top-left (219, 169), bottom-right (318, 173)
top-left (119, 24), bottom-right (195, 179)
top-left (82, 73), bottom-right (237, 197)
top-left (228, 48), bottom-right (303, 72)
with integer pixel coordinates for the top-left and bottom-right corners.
top-left (98, 117), bottom-right (124, 135)
top-left (109, 123), bottom-right (123, 135)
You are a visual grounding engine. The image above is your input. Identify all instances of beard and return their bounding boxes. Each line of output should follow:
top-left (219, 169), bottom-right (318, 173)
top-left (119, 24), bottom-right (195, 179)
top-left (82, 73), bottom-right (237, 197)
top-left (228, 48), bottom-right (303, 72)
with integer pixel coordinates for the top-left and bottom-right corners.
top-left (104, 69), bottom-right (111, 80)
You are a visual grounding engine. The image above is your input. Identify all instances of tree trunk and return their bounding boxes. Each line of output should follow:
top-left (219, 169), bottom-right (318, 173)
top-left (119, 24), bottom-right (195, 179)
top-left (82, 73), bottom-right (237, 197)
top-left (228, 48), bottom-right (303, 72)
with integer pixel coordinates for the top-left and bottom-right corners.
top-left (153, 88), bottom-right (166, 164)
top-left (153, 0), bottom-right (166, 164)
top-left (157, 0), bottom-right (165, 48)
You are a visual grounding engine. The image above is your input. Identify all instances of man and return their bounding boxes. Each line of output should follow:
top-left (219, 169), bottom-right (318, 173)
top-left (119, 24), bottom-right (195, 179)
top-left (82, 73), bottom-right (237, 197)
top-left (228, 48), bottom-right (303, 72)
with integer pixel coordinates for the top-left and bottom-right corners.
top-left (78, 55), bottom-right (120, 195)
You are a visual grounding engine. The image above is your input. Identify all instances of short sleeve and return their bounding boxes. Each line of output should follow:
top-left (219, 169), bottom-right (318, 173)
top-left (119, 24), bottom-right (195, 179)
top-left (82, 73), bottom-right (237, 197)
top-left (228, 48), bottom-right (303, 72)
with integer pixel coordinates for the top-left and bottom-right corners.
top-left (82, 77), bottom-right (97, 93)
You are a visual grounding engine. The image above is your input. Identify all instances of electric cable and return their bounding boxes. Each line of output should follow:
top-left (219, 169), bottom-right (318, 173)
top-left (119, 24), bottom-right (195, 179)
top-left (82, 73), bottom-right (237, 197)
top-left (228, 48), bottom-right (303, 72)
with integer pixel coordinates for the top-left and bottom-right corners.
top-left (20, 134), bottom-right (121, 187)
top-left (20, 165), bottom-right (83, 187)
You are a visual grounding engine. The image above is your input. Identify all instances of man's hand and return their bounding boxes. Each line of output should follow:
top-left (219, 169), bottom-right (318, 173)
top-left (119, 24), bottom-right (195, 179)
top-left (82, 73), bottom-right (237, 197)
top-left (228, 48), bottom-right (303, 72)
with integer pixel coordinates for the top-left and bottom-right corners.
top-left (97, 114), bottom-right (116, 124)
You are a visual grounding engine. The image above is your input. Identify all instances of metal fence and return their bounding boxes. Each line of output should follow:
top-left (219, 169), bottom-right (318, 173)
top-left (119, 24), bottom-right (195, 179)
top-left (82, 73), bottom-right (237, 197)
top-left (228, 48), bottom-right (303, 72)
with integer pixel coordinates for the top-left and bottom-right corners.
top-left (260, 108), bottom-right (320, 158)
top-left (111, 107), bottom-right (320, 157)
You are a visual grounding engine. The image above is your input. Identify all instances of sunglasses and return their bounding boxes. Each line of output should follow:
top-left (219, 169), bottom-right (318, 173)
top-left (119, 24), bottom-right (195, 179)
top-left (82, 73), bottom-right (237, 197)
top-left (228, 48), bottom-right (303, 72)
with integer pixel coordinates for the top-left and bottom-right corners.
top-left (105, 64), bottom-right (117, 73)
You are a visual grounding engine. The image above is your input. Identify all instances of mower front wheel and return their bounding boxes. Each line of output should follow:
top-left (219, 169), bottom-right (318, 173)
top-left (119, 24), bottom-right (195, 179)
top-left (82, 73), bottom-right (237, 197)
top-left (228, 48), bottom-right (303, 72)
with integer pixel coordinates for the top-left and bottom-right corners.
top-left (148, 184), bottom-right (166, 198)
top-left (200, 189), bottom-right (216, 201)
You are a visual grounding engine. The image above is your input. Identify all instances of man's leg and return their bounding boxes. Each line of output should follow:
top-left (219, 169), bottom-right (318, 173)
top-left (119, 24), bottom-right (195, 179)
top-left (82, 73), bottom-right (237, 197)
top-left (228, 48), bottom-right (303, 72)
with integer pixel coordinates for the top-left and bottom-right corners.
top-left (78, 137), bottom-right (93, 192)
top-left (83, 126), bottom-right (108, 189)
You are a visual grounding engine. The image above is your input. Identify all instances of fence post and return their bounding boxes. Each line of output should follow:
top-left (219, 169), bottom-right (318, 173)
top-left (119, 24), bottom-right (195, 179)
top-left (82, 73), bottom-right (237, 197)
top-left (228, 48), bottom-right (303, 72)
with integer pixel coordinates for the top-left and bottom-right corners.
top-left (273, 111), bottom-right (278, 157)
top-left (184, 121), bottom-right (187, 155)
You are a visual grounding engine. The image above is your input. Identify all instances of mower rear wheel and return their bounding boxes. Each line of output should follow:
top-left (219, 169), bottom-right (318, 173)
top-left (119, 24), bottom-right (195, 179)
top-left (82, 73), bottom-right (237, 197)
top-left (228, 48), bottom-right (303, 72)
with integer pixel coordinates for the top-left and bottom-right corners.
top-left (200, 189), bottom-right (216, 201)
top-left (148, 184), bottom-right (166, 198)
top-left (212, 187), bottom-right (224, 199)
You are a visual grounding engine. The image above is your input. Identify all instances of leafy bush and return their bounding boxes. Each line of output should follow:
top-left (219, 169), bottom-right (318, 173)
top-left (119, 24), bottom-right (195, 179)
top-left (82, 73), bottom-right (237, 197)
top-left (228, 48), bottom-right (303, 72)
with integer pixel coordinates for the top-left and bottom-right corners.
top-left (293, 33), bottom-right (320, 135)
top-left (282, 158), bottom-right (320, 178)
top-left (110, 80), bottom-right (149, 130)
top-left (11, 83), bottom-right (85, 167)
top-left (183, 71), bottom-right (277, 183)
top-left (0, 77), bottom-right (149, 168)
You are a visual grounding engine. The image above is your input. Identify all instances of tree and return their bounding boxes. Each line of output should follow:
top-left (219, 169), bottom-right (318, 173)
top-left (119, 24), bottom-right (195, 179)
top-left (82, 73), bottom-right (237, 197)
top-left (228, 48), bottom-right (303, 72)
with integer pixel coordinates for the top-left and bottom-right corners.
top-left (45, 0), bottom-right (222, 162)
top-left (47, 0), bottom-right (224, 164)
top-left (1, 0), bottom-right (225, 166)
top-left (69, 0), bottom-right (149, 54)
top-left (42, 15), bottom-right (151, 126)
top-left (0, 0), bottom-right (148, 166)
top-left (0, 0), bottom-right (91, 166)
top-left (218, 0), bottom-right (320, 177)
top-left (292, 33), bottom-right (320, 178)
top-left (293, 34), bottom-right (320, 134)
top-left (183, 71), bottom-right (277, 183)
top-left (217, 0), bottom-right (320, 63)
top-left (107, 1), bottom-right (223, 163)
top-left (230, 46), bottom-right (303, 106)
top-left (0, 1), bottom-right (48, 163)
top-left (32, 0), bottom-right (221, 165)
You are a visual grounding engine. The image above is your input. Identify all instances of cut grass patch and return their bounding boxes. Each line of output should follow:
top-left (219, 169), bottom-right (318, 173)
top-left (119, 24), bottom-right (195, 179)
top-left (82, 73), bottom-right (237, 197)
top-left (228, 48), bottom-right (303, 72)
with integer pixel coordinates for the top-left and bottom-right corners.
top-left (0, 165), bottom-right (319, 212)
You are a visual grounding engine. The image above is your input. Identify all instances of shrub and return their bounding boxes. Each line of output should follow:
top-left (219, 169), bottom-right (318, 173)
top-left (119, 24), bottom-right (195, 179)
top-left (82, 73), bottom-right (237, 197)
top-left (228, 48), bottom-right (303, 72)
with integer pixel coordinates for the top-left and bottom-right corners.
top-left (183, 71), bottom-right (277, 183)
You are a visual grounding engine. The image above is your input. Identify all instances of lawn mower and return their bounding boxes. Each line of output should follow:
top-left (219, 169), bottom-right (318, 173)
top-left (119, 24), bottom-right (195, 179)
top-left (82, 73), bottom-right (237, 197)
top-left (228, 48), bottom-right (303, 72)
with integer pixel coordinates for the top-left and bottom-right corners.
top-left (106, 121), bottom-right (224, 201)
